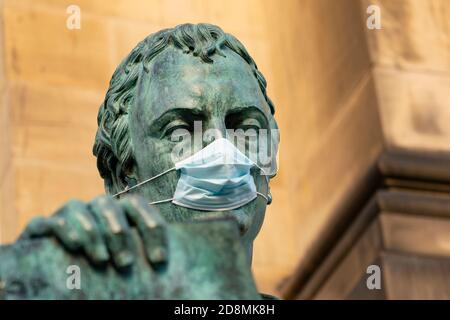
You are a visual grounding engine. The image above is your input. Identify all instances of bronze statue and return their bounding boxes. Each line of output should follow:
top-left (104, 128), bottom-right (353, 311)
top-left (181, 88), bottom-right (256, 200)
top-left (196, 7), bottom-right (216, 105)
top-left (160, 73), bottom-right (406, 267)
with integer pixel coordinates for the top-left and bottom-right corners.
top-left (0, 23), bottom-right (279, 299)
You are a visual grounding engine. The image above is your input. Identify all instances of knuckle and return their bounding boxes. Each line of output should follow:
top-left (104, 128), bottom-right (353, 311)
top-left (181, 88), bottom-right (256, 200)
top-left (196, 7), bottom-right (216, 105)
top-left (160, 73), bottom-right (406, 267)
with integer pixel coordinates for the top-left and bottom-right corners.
top-left (51, 216), bottom-right (66, 229)
top-left (75, 213), bottom-right (96, 233)
top-left (63, 199), bottom-right (86, 211)
top-left (29, 216), bottom-right (46, 225)
top-left (55, 199), bottom-right (87, 218)
top-left (22, 216), bottom-right (47, 235)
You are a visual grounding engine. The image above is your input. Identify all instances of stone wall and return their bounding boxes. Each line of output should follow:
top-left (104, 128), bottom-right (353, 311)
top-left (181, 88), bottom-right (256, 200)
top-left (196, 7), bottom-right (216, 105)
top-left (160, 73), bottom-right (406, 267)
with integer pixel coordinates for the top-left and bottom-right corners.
top-left (363, 0), bottom-right (450, 152)
top-left (0, 0), bottom-right (384, 295)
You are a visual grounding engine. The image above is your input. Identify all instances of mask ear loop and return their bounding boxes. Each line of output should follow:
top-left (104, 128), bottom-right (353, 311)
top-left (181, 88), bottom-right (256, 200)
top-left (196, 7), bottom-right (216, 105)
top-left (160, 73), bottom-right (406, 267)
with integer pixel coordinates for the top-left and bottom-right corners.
top-left (252, 162), bottom-right (273, 204)
top-left (149, 198), bottom-right (174, 205)
top-left (112, 167), bottom-right (176, 198)
top-left (256, 191), bottom-right (269, 202)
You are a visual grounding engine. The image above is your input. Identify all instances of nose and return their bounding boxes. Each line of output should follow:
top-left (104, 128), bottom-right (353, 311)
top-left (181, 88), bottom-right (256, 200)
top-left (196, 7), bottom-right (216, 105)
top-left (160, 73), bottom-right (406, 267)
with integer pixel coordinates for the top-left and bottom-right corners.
top-left (203, 116), bottom-right (227, 144)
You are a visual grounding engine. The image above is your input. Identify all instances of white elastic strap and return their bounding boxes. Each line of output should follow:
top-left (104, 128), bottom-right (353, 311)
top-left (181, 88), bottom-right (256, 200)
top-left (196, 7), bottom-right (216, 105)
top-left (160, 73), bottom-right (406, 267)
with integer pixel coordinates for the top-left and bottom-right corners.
top-left (149, 193), bottom-right (268, 207)
top-left (256, 192), bottom-right (269, 202)
top-left (149, 198), bottom-right (174, 205)
top-left (113, 167), bottom-right (176, 198)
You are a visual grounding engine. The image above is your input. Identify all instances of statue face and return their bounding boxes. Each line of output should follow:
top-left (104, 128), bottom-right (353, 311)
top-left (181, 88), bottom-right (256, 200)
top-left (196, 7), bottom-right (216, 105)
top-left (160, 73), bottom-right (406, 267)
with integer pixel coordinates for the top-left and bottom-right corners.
top-left (128, 47), bottom-right (273, 256)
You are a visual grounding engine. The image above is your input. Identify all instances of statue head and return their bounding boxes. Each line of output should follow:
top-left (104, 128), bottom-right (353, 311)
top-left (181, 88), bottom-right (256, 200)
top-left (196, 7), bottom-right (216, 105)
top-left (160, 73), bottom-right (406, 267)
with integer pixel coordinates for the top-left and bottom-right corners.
top-left (93, 23), bottom-right (279, 262)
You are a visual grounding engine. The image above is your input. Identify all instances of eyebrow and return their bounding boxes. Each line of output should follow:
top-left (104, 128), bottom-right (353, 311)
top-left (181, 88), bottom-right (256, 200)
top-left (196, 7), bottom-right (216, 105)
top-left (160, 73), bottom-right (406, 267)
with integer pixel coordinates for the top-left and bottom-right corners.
top-left (226, 105), bottom-right (270, 123)
top-left (148, 107), bottom-right (205, 131)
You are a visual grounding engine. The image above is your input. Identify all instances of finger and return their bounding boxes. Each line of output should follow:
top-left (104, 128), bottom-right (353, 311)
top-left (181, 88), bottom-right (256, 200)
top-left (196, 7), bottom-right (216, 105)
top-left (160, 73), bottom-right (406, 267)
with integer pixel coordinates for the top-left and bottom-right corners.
top-left (56, 202), bottom-right (110, 265)
top-left (75, 212), bottom-right (110, 264)
top-left (119, 196), bottom-right (168, 268)
top-left (18, 216), bottom-right (53, 240)
top-left (88, 196), bottom-right (135, 268)
top-left (19, 214), bottom-right (82, 251)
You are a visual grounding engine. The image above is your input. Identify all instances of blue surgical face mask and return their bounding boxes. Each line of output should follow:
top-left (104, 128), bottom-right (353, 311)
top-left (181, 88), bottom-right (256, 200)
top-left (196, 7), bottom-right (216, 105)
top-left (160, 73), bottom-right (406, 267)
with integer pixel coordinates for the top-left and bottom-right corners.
top-left (113, 138), bottom-right (270, 211)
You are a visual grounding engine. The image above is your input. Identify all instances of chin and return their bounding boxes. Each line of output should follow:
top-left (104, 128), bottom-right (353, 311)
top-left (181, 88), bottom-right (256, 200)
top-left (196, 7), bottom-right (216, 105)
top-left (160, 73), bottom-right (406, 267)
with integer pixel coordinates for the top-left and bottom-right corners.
top-left (229, 207), bottom-right (253, 236)
top-left (160, 202), bottom-right (262, 239)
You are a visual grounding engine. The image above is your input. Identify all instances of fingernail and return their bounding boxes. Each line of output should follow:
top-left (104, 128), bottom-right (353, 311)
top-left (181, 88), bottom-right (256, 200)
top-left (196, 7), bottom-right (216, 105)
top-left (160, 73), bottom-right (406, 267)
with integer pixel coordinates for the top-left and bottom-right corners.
top-left (116, 250), bottom-right (134, 267)
top-left (69, 231), bottom-right (79, 242)
top-left (96, 246), bottom-right (109, 261)
top-left (65, 231), bottom-right (81, 250)
top-left (149, 247), bottom-right (167, 264)
top-left (57, 218), bottom-right (65, 227)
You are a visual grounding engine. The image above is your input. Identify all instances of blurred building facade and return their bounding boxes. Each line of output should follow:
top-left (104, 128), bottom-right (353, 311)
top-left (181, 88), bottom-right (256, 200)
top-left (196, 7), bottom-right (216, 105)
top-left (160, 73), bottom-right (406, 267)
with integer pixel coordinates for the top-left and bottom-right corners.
top-left (0, 0), bottom-right (449, 297)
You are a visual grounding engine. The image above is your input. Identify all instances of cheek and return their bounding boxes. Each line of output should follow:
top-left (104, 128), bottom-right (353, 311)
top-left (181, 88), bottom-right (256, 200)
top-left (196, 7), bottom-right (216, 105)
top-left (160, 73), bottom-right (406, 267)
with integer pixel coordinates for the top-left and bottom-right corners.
top-left (252, 199), bottom-right (267, 231)
top-left (134, 138), bottom-right (177, 177)
top-left (131, 138), bottom-right (181, 202)
top-left (241, 196), bottom-right (267, 240)
top-left (238, 203), bottom-right (266, 248)
top-left (154, 202), bottom-right (193, 223)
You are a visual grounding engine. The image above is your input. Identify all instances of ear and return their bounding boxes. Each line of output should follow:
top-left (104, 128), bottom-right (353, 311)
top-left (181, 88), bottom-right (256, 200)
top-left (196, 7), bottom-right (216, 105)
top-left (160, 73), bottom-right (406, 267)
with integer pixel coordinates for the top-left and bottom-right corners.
top-left (121, 161), bottom-right (139, 189)
top-left (124, 174), bottom-right (138, 188)
top-left (109, 157), bottom-right (138, 195)
top-left (267, 190), bottom-right (273, 205)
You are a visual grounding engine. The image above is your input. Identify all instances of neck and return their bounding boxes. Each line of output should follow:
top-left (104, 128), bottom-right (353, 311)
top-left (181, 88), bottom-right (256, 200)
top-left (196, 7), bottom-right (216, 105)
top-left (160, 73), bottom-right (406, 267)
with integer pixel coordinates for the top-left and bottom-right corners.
top-left (243, 242), bottom-right (253, 266)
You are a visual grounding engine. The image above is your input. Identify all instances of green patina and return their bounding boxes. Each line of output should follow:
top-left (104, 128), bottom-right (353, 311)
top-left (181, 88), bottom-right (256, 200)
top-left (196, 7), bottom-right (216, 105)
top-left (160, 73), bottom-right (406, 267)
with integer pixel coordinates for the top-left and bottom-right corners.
top-left (0, 23), bottom-right (279, 299)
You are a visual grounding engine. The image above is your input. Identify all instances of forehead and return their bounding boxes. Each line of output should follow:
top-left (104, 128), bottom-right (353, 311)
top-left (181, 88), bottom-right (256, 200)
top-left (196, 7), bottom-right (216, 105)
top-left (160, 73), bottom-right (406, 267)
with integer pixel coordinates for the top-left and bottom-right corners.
top-left (135, 47), bottom-right (271, 119)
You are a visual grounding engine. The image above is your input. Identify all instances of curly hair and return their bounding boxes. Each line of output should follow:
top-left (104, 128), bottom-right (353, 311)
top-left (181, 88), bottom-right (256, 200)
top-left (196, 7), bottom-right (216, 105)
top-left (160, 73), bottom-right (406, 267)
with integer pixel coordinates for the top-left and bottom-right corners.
top-left (93, 23), bottom-right (276, 194)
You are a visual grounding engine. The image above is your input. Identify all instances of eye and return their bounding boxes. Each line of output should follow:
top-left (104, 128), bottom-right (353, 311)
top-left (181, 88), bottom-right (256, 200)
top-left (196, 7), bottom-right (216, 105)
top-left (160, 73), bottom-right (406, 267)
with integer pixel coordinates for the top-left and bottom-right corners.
top-left (162, 120), bottom-right (192, 138)
top-left (234, 118), bottom-right (262, 131)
